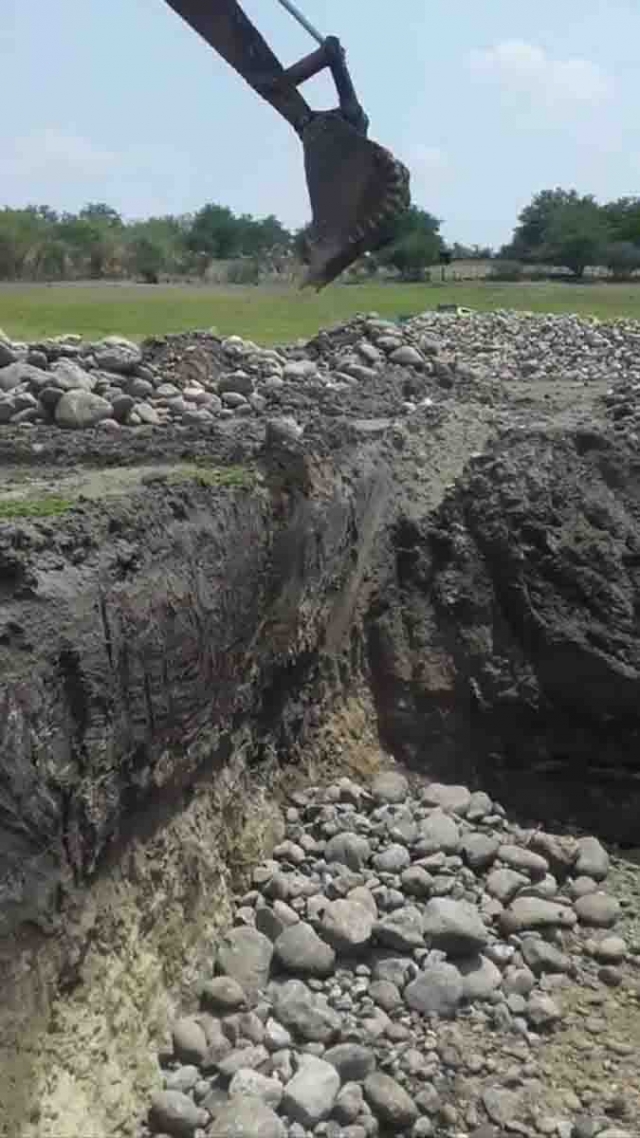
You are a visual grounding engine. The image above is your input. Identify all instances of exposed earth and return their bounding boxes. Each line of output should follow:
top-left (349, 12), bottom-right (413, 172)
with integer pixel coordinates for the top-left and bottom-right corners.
top-left (1, 309), bottom-right (639, 1138)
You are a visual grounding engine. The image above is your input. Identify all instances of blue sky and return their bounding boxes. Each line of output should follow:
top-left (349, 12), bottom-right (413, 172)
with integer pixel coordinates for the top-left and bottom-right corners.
top-left (2, 0), bottom-right (639, 247)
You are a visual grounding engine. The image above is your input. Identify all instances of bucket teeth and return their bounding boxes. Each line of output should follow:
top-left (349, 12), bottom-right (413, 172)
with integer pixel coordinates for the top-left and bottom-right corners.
top-left (301, 112), bottom-right (411, 288)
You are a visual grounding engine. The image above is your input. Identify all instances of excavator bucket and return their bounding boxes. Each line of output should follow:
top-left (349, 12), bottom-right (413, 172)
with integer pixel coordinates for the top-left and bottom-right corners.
top-left (301, 113), bottom-right (411, 289)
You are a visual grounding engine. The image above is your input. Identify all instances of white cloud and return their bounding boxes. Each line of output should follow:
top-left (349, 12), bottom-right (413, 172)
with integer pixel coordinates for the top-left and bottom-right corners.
top-left (468, 40), bottom-right (613, 109)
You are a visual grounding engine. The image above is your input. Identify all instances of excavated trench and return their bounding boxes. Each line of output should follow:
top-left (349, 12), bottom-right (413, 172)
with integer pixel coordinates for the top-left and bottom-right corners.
top-left (2, 317), bottom-right (640, 1136)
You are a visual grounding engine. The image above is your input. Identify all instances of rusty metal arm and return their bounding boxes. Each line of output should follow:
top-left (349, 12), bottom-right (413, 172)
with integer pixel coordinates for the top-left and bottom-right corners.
top-left (162, 0), bottom-right (368, 135)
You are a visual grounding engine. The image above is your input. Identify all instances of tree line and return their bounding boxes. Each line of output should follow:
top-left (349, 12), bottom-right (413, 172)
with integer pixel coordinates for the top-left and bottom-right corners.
top-left (2, 189), bottom-right (639, 284)
top-left (0, 199), bottom-right (448, 284)
top-left (499, 189), bottom-right (640, 279)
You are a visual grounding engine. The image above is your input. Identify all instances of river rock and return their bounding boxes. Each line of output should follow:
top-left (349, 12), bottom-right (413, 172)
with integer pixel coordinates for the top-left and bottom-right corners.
top-left (404, 962), bottom-right (464, 1017)
top-left (217, 927), bottom-right (274, 997)
top-left (148, 1090), bottom-right (207, 1137)
top-left (212, 1096), bottom-right (286, 1138)
top-left (319, 898), bottom-right (375, 953)
top-left (274, 922), bottom-right (336, 977)
top-left (363, 1072), bottom-right (418, 1129)
top-left (281, 1055), bottom-right (340, 1125)
top-left (422, 898), bottom-right (488, 956)
top-left (55, 389), bottom-right (112, 428)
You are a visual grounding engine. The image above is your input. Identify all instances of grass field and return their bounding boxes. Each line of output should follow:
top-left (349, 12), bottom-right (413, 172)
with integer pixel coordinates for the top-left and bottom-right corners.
top-left (2, 279), bottom-right (640, 346)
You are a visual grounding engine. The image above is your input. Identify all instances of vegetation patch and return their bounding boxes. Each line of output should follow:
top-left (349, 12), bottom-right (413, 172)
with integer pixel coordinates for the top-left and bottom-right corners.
top-left (0, 496), bottom-right (73, 519)
top-left (167, 463), bottom-right (257, 491)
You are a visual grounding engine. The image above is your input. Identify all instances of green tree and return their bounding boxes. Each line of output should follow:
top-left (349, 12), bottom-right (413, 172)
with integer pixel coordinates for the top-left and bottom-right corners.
top-left (0, 207), bottom-right (48, 278)
top-left (541, 198), bottom-right (608, 277)
top-left (602, 198), bottom-right (640, 245)
top-left (187, 203), bottom-right (240, 260)
top-left (503, 188), bottom-right (590, 261)
top-left (376, 205), bottom-right (443, 280)
top-left (603, 241), bottom-right (640, 280)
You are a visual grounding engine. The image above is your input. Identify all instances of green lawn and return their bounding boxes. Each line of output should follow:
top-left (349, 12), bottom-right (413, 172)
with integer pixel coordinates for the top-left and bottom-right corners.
top-left (2, 280), bottom-right (640, 346)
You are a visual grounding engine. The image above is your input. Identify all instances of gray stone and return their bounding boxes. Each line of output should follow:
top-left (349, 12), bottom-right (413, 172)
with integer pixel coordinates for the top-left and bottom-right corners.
top-left (400, 866), bottom-right (433, 897)
top-left (467, 791), bottom-right (493, 820)
top-left (417, 809), bottom-right (460, 854)
top-left (421, 783), bottom-right (471, 815)
top-left (457, 954), bottom-right (502, 999)
top-left (0, 399), bottom-right (14, 421)
top-left (529, 831), bottom-right (579, 880)
top-left (526, 992), bottom-right (562, 1028)
top-left (482, 1087), bottom-right (521, 1127)
top-left (271, 979), bottom-right (341, 1043)
top-left (404, 963), bottom-right (464, 1018)
top-left (320, 899), bottom-right (375, 953)
top-left (324, 1043), bottom-right (376, 1082)
top-left (264, 1017), bottom-right (292, 1050)
top-left (371, 953), bottom-right (411, 988)
top-left (0, 341), bottom-right (16, 367)
top-left (368, 979), bottom-right (402, 1011)
top-left (389, 345), bottom-right (424, 368)
top-left (575, 836), bottom-right (610, 881)
top-left (499, 897), bottom-right (576, 934)
top-left (334, 1082), bottom-right (364, 1125)
top-left (372, 844), bottom-right (411, 874)
top-left (283, 359), bottom-right (317, 381)
top-left (149, 1090), bottom-right (207, 1137)
top-left (201, 976), bottom-right (247, 1013)
top-left (486, 867), bottom-right (529, 904)
top-left (111, 393), bottom-right (136, 422)
top-left (592, 935), bottom-right (627, 963)
top-left (574, 892), bottom-right (620, 928)
top-left (274, 922), bottom-right (336, 977)
top-left (375, 906), bottom-right (425, 952)
top-left (219, 372), bottom-right (254, 396)
top-left (164, 1066), bottom-right (200, 1093)
top-left (325, 833), bottom-right (371, 872)
top-left (461, 834), bottom-right (500, 872)
top-left (363, 1072), bottom-right (418, 1130)
top-left (172, 1017), bottom-right (208, 1065)
top-left (228, 1068), bottom-right (283, 1108)
top-left (520, 936), bottom-right (571, 975)
top-left (211, 1096), bottom-right (286, 1138)
top-left (217, 926), bottom-right (274, 997)
top-left (569, 876), bottom-right (599, 898)
top-left (347, 885), bottom-right (378, 918)
top-left (51, 359), bottom-right (96, 391)
top-left (217, 1045), bottom-right (269, 1078)
top-left (55, 389), bottom-right (112, 428)
top-left (93, 341), bottom-right (142, 374)
top-left (222, 1011), bottom-right (264, 1046)
top-left (1, 361), bottom-right (51, 392)
top-left (136, 401), bottom-right (161, 425)
top-left (198, 1014), bottom-right (233, 1066)
top-left (281, 1055), bottom-right (340, 1125)
top-left (371, 771), bottom-right (409, 804)
top-left (128, 376), bottom-right (155, 398)
top-left (255, 906), bottom-right (287, 942)
top-left (422, 898), bottom-right (488, 956)
top-left (498, 844), bottom-right (548, 879)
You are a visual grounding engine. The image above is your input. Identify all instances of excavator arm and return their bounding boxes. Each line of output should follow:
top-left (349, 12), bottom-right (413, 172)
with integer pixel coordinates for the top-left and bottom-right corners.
top-left (162, 0), bottom-right (410, 287)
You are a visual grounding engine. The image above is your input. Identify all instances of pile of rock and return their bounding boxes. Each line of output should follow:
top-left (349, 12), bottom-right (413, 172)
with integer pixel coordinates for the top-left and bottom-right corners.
top-left (0, 322), bottom-right (440, 432)
top-left (4, 309), bottom-right (640, 433)
top-left (145, 773), bottom-right (639, 1138)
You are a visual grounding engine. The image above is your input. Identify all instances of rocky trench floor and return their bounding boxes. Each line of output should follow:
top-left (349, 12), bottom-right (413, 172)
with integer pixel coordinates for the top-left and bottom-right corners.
top-left (143, 772), bottom-right (640, 1138)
